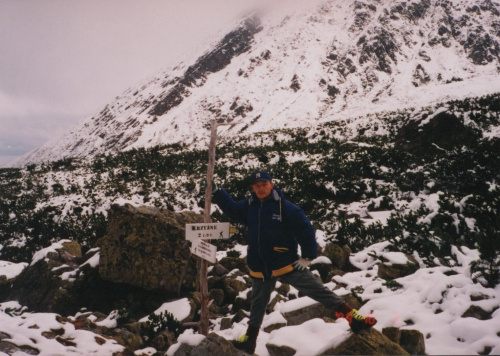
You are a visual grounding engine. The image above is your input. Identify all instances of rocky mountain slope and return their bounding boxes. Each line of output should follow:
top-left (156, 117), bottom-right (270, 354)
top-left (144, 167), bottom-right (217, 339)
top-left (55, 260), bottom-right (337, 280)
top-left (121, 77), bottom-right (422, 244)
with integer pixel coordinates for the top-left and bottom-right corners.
top-left (1, 87), bottom-right (499, 354)
top-left (12, 0), bottom-right (500, 166)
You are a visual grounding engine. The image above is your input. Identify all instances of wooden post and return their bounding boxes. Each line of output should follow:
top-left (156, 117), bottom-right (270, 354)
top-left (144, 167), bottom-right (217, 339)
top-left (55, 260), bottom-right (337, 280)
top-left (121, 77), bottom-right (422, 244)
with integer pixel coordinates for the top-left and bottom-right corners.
top-left (198, 119), bottom-right (241, 335)
top-left (199, 120), bottom-right (218, 336)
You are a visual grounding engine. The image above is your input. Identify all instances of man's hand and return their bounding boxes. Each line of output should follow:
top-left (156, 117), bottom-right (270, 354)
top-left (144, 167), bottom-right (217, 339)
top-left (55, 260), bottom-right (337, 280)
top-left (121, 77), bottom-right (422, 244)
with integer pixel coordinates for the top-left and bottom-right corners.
top-left (203, 179), bottom-right (218, 194)
top-left (293, 257), bottom-right (311, 271)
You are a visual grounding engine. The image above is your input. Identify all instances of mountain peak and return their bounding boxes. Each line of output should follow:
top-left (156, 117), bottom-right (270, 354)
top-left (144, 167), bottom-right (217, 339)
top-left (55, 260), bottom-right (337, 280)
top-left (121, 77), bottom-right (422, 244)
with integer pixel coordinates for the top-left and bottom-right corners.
top-left (12, 0), bottom-right (500, 167)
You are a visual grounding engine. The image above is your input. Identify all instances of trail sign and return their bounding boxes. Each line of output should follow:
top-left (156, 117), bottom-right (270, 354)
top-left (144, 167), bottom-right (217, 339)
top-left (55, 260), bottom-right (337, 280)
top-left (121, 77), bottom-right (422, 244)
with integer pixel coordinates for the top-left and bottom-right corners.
top-left (185, 222), bottom-right (230, 241)
top-left (190, 238), bottom-right (217, 264)
top-left (196, 120), bottom-right (242, 336)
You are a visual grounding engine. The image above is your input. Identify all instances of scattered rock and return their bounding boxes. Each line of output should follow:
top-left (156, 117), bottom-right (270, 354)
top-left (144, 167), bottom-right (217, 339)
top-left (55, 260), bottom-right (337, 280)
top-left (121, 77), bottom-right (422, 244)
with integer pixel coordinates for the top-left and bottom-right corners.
top-left (282, 302), bottom-right (335, 326)
top-left (264, 321), bottom-right (287, 334)
top-left (209, 263), bottom-right (229, 277)
top-left (0, 341), bottom-right (39, 355)
top-left (171, 333), bottom-right (248, 356)
top-left (220, 317), bottom-right (232, 331)
top-left (400, 329), bottom-right (425, 355)
top-left (267, 343), bottom-right (297, 356)
top-left (218, 257), bottom-right (248, 274)
top-left (310, 259), bottom-right (333, 282)
top-left (2, 243), bottom-right (170, 317)
top-left (209, 288), bottom-right (226, 307)
top-left (267, 293), bottom-right (288, 314)
top-left (382, 326), bottom-right (401, 344)
top-left (320, 328), bottom-right (410, 355)
top-left (282, 294), bottom-right (362, 327)
top-left (150, 329), bottom-right (176, 352)
top-left (232, 309), bottom-right (249, 324)
top-left (2, 243), bottom-right (97, 314)
top-left (223, 277), bottom-right (249, 305)
top-left (377, 254), bottom-right (419, 280)
top-left (461, 305), bottom-right (495, 320)
top-left (232, 294), bottom-right (252, 314)
top-left (290, 74), bottom-right (301, 92)
top-left (323, 244), bottom-right (343, 268)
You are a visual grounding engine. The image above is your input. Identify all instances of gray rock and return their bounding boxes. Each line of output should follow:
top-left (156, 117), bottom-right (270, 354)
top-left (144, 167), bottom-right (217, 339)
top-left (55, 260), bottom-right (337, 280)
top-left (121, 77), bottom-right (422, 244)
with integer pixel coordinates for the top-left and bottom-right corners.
top-left (461, 305), bottom-right (495, 320)
top-left (400, 329), bottom-right (425, 355)
top-left (323, 243), bottom-right (348, 269)
top-left (282, 295), bottom-right (361, 326)
top-left (97, 203), bottom-right (202, 293)
top-left (377, 254), bottom-right (419, 280)
top-left (320, 328), bottom-right (410, 355)
top-left (266, 343), bottom-right (297, 356)
top-left (282, 302), bottom-right (336, 326)
top-left (382, 326), bottom-right (401, 344)
top-left (171, 333), bottom-right (248, 356)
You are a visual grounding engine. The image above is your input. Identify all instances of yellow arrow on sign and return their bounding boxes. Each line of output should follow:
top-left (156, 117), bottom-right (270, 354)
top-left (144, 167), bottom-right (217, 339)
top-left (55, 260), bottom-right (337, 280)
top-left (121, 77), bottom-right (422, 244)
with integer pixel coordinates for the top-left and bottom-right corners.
top-left (230, 226), bottom-right (237, 234)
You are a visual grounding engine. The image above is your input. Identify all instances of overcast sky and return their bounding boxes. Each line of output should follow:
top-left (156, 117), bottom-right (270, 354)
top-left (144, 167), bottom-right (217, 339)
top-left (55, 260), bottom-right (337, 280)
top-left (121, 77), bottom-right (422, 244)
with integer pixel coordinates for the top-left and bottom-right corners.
top-left (0, 0), bottom-right (260, 166)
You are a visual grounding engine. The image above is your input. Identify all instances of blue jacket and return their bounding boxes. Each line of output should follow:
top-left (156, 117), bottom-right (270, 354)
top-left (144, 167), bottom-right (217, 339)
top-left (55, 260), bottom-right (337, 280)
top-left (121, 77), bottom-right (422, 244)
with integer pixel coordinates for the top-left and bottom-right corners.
top-left (213, 186), bottom-right (317, 279)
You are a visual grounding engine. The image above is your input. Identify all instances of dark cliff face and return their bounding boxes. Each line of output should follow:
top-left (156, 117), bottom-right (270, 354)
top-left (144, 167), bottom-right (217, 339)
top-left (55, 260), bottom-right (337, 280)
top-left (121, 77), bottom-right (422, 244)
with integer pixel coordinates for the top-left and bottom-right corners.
top-left (394, 110), bottom-right (482, 155)
top-left (149, 16), bottom-right (263, 117)
top-left (352, 0), bottom-right (500, 71)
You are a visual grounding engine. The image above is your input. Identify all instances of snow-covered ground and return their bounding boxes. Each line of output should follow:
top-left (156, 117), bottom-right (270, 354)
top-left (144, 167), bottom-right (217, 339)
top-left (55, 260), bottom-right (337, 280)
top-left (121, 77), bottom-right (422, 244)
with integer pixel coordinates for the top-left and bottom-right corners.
top-left (211, 241), bottom-right (500, 355)
top-left (2, 237), bottom-right (499, 355)
top-left (0, 301), bottom-right (124, 356)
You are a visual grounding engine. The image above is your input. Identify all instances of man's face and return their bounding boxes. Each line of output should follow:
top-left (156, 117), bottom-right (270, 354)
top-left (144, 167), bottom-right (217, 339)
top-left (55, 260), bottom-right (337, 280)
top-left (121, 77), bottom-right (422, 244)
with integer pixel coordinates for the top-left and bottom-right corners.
top-left (252, 181), bottom-right (274, 201)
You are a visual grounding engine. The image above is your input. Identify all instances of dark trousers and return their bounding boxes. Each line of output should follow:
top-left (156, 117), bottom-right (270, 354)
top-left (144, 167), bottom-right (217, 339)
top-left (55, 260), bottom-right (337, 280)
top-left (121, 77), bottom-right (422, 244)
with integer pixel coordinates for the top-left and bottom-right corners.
top-left (248, 268), bottom-right (344, 328)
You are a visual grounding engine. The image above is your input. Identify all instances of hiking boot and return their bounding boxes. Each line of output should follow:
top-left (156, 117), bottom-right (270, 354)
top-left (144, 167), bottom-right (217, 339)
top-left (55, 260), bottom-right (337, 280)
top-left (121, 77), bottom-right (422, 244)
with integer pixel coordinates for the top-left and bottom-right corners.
top-left (346, 309), bottom-right (377, 333)
top-left (232, 325), bottom-right (259, 354)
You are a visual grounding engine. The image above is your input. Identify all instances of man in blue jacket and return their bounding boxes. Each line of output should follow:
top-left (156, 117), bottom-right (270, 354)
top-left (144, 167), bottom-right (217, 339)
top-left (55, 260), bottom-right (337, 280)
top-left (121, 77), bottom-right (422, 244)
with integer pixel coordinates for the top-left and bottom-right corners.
top-left (213, 170), bottom-right (376, 354)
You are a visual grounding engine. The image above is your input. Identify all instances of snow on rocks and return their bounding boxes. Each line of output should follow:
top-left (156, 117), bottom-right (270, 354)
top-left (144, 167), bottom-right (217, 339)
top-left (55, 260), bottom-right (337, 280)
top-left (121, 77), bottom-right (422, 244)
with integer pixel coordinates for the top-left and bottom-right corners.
top-left (139, 298), bottom-right (193, 324)
top-left (1, 234), bottom-right (499, 355)
top-left (0, 302), bottom-right (124, 356)
top-left (0, 261), bottom-right (27, 281)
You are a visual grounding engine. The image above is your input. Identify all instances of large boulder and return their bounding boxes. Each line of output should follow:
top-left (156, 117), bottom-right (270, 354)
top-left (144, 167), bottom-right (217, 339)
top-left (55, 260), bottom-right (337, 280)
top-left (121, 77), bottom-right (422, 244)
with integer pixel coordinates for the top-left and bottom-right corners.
top-left (97, 203), bottom-right (202, 294)
top-left (320, 328), bottom-right (410, 355)
top-left (1, 240), bottom-right (170, 317)
top-left (2, 240), bottom-right (95, 314)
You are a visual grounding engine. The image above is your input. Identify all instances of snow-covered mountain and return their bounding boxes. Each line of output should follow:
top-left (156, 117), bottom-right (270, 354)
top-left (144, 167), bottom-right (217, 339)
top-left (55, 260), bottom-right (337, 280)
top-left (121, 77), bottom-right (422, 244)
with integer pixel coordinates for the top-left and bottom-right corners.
top-left (13, 0), bottom-right (500, 166)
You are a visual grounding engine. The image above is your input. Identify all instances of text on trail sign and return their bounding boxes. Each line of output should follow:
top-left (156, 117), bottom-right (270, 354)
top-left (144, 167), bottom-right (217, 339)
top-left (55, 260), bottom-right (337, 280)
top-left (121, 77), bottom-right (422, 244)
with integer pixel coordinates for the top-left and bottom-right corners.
top-left (190, 239), bottom-right (217, 264)
top-left (185, 222), bottom-right (230, 241)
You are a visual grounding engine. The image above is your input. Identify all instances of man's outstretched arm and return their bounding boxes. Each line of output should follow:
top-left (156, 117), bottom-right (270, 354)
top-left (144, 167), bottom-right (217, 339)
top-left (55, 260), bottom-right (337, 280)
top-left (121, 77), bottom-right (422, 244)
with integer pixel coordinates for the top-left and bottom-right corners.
top-left (213, 189), bottom-right (249, 226)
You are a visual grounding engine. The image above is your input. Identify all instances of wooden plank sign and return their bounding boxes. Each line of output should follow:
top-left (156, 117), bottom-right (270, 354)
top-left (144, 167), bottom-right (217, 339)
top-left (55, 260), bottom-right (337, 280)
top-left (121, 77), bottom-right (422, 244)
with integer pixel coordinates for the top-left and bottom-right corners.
top-left (190, 238), bottom-right (217, 264)
top-left (185, 222), bottom-right (230, 241)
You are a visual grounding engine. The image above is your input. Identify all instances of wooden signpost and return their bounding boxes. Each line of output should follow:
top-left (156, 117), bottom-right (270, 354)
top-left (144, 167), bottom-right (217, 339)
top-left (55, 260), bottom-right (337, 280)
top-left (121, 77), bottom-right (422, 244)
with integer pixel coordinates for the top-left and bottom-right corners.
top-left (189, 119), bottom-right (239, 336)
